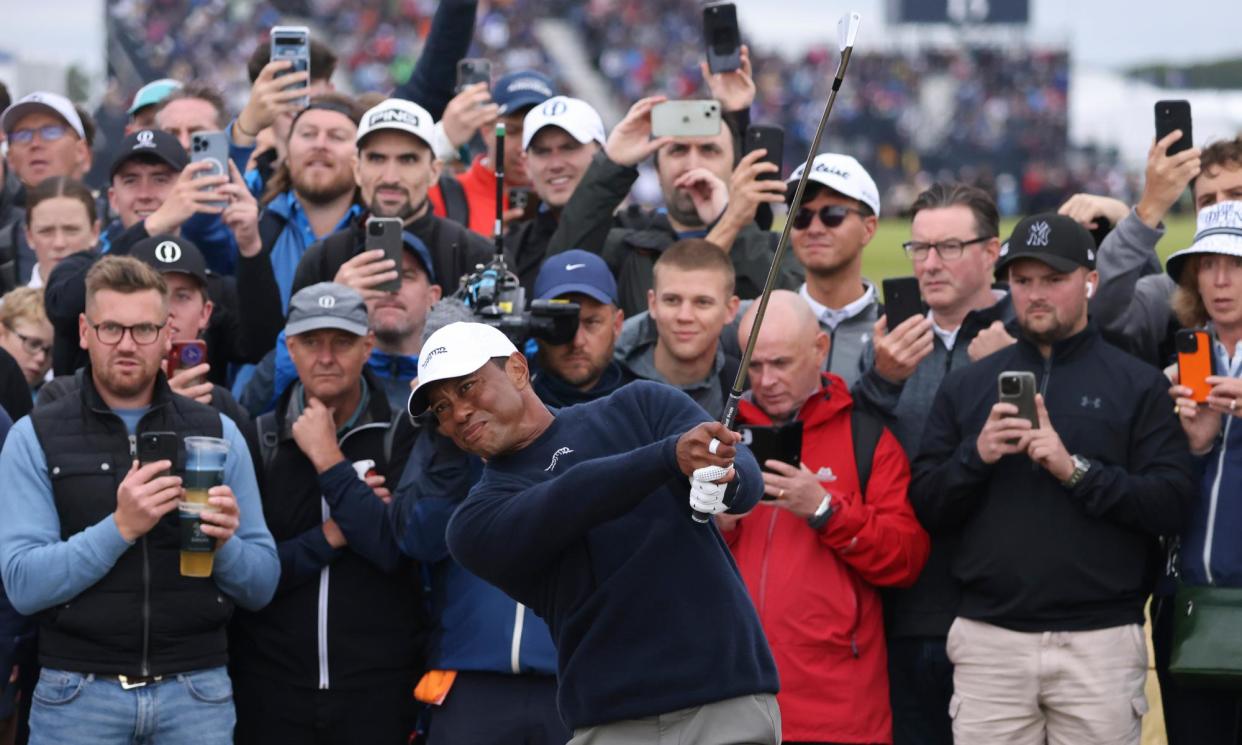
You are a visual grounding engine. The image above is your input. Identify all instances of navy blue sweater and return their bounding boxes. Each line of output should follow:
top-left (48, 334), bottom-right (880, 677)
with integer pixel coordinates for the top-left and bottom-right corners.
top-left (446, 381), bottom-right (778, 730)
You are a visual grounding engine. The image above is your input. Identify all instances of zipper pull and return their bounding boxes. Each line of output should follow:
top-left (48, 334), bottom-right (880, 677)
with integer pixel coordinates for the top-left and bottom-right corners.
top-left (128, 434), bottom-right (137, 459)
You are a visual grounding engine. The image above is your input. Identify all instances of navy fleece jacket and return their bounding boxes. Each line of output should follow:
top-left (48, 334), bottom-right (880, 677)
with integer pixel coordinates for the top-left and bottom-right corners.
top-left (446, 381), bottom-right (778, 730)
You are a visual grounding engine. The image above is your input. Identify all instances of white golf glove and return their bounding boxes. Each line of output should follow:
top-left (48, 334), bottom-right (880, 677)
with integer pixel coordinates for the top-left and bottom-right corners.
top-left (689, 464), bottom-right (732, 515)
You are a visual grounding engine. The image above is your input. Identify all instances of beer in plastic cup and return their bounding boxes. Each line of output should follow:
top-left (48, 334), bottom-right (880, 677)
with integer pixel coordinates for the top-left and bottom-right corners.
top-left (181, 436), bottom-right (229, 577)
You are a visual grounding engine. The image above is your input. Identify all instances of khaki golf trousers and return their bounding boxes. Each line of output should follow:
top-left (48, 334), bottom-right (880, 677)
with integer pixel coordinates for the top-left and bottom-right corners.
top-left (569, 693), bottom-right (782, 745)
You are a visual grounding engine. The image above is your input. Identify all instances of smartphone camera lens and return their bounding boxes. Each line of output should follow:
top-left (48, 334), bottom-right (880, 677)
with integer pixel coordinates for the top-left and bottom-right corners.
top-left (369, 222), bottom-right (383, 237)
top-left (1000, 378), bottom-right (1019, 396)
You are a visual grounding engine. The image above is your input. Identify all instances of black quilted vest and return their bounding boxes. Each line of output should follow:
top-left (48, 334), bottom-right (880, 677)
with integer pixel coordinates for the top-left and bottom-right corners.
top-left (28, 367), bottom-right (229, 676)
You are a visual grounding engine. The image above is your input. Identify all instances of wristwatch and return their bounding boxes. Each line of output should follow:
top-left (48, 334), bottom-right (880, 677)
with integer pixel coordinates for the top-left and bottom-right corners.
top-left (807, 494), bottom-right (833, 530)
top-left (1062, 455), bottom-right (1091, 488)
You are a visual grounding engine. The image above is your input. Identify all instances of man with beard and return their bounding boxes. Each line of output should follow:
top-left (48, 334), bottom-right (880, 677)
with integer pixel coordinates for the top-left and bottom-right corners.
top-left (292, 98), bottom-right (491, 300)
top-left (546, 50), bottom-right (798, 317)
top-left (912, 214), bottom-right (1195, 745)
top-left (250, 94), bottom-right (365, 312)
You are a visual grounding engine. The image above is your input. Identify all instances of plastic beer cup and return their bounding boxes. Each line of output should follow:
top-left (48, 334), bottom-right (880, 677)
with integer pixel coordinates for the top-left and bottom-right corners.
top-left (181, 436), bottom-right (229, 577)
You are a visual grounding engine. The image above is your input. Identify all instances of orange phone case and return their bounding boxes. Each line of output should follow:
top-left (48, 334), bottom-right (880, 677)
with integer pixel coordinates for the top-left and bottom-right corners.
top-left (1178, 330), bottom-right (1214, 404)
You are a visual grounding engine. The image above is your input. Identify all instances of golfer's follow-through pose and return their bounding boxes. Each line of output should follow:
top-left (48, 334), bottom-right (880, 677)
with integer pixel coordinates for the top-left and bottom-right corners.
top-left (409, 321), bottom-right (781, 744)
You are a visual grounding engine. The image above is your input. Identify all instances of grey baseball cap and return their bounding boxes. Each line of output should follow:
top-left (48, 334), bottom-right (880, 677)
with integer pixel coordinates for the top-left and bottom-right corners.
top-left (285, 283), bottom-right (369, 338)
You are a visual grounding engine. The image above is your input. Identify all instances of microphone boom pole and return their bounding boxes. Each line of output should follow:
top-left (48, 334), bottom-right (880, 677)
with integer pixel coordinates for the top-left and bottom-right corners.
top-left (693, 11), bottom-right (863, 524)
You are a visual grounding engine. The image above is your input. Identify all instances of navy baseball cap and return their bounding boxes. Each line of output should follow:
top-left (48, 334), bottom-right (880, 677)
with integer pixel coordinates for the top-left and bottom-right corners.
top-left (110, 129), bottom-right (188, 179)
top-left (534, 250), bottom-right (617, 305)
top-left (401, 231), bottom-right (436, 284)
top-left (493, 71), bottom-right (555, 116)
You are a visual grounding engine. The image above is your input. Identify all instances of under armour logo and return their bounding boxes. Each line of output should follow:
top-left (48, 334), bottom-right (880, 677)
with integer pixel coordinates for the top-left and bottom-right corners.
top-left (545, 446), bottom-right (574, 472)
top-left (565, 263), bottom-right (586, 271)
top-left (1027, 220), bottom-right (1051, 247)
top-left (541, 99), bottom-right (568, 117)
top-left (1081, 396), bottom-right (1102, 409)
top-left (318, 295), bottom-right (336, 309)
top-left (816, 466), bottom-right (837, 482)
top-left (153, 240), bottom-right (181, 263)
top-left (135, 130), bottom-right (156, 148)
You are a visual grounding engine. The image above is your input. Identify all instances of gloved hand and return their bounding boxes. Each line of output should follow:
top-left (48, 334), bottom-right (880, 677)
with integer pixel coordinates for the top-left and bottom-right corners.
top-left (689, 464), bottom-right (733, 516)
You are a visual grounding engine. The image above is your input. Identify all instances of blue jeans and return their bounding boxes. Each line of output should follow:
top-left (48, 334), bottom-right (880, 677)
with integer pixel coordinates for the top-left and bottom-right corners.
top-left (28, 667), bottom-right (235, 745)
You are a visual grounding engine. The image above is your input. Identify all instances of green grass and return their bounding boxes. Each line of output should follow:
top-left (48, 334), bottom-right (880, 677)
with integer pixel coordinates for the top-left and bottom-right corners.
top-left (859, 215), bottom-right (1198, 283)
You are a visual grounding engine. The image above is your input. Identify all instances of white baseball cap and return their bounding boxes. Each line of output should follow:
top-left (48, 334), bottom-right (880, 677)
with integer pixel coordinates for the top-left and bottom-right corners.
top-left (522, 96), bottom-right (606, 151)
top-left (2, 92), bottom-right (86, 140)
top-left (357, 98), bottom-right (436, 150)
top-left (1165, 201), bottom-right (1242, 282)
top-left (787, 153), bottom-right (881, 217)
top-left (408, 322), bottom-right (519, 416)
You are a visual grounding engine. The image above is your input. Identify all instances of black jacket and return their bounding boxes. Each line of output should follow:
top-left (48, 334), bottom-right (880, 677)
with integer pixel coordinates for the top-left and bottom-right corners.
top-left (531, 360), bottom-right (633, 409)
top-left (0, 174), bottom-right (28, 295)
top-left (911, 324), bottom-right (1196, 632)
top-left (546, 151), bottom-right (803, 318)
top-left (28, 368), bottom-right (229, 676)
top-left (43, 249), bottom-right (283, 382)
top-left (503, 207), bottom-right (560, 294)
top-left (0, 346), bottom-right (32, 422)
top-left (292, 210), bottom-right (492, 299)
top-left (229, 372), bottom-right (425, 690)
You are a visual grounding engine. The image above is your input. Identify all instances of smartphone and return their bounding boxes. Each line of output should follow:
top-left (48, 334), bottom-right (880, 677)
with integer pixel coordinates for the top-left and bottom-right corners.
top-left (190, 131), bottom-right (230, 211)
top-left (651, 100), bottom-right (722, 139)
top-left (168, 340), bottom-right (208, 378)
top-left (740, 422), bottom-right (802, 499)
top-left (744, 125), bottom-right (783, 181)
top-left (882, 276), bottom-right (924, 332)
top-left (139, 431), bottom-right (180, 475)
top-left (456, 58), bottom-right (492, 93)
top-left (271, 26), bottom-right (311, 109)
top-left (998, 371), bottom-right (1039, 430)
top-left (1176, 328), bottom-right (1216, 404)
top-left (366, 217), bottom-right (404, 293)
top-left (1155, 100), bottom-right (1193, 157)
top-left (508, 187), bottom-right (539, 222)
top-left (703, 2), bottom-right (741, 74)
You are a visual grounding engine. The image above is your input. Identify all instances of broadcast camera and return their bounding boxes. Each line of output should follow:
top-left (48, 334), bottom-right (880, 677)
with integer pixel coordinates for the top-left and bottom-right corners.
top-left (455, 253), bottom-right (579, 345)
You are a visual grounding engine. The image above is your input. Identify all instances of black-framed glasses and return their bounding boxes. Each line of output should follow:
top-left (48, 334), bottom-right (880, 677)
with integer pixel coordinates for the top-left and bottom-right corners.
top-left (89, 320), bottom-right (165, 346)
top-left (902, 237), bottom-right (990, 262)
top-left (10, 125), bottom-right (69, 146)
top-left (5, 327), bottom-right (52, 357)
top-left (791, 205), bottom-right (865, 230)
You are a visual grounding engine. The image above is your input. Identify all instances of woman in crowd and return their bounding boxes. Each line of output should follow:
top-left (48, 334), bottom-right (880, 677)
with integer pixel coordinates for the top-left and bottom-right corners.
top-left (1163, 199), bottom-right (1242, 744)
top-left (23, 176), bottom-right (99, 289)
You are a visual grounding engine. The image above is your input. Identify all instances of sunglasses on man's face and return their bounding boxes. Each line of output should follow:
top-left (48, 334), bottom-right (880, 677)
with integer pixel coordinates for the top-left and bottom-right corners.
top-left (9, 125), bottom-right (69, 146)
top-left (791, 205), bottom-right (864, 230)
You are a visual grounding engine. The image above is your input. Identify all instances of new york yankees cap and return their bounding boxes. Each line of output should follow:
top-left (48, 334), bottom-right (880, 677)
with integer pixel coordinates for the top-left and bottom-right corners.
top-left (408, 322), bottom-right (518, 416)
top-left (996, 213), bottom-right (1097, 275)
top-left (285, 282), bottom-right (370, 338)
top-left (787, 153), bottom-right (881, 217)
top-left (522, 96), bottom-right (606, 151)
top-left (130, 234), bottom-right (209, 285)
top-left (109, 129), bottom-right (188, 179)
top-left (356, 98), bottom-right (436, 150)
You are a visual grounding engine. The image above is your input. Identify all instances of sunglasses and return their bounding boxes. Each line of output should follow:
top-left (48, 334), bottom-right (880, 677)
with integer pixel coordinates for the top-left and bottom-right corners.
top-left (10, 125), bottom-right (70, 146)
top-left (791, 205), bottom-right (865, 230)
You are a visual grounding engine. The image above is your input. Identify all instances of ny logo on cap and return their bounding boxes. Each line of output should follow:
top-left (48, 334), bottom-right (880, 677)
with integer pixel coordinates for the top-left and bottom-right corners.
top-left (318, 295), bottom-right (336, 309)
top-left (154, 240), bottom-right (181, 263)
top-left (368, 109), bottom-right (419, 128)
top-left (1027, 220), bottom-right (1051, 247)
top-left (135, 130), bottom-right (156, 148)
top-left (541, 100), bottom-right (568, 117)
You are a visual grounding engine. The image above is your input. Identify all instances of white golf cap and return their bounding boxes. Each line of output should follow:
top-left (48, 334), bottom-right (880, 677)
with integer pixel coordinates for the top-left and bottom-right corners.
top-left (408, 322), bottom-right (519, 416)
top-left (787, 153), bottom-right (881, 217)
top-left (522, 96), bottom-right (606, 151)
top-left (357, 98), bottom-right (436, 150)
top-left (1165, 201), bottom-right (1242, 282)
top-left (2, 91), bottom-right (86, 140)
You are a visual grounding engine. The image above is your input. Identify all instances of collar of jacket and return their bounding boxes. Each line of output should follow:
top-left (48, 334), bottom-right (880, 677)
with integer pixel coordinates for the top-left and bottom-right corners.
top-left (1013, 320), bottom-right (1100, 364)
top-left (75, 363), bottom-right (175, 417)
top-left (273, 366), bottom-right (392, 441)
top-left (737, 372), bottom-right (851, 428)
top-left (533, 359), bottom-right (629, 404)
top-left (368, 349), bottom-right (419, 380)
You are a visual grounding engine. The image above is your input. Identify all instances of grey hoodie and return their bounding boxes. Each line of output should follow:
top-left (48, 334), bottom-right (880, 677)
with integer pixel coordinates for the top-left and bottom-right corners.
top-left (1089, 208), bottom-right (1175, 366)
top-left (614, 312), bottom-right (740, 419)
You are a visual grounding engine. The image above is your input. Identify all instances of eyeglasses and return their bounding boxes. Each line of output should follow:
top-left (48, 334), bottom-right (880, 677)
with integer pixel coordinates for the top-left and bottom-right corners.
top-left (9, 125), bottom-right (69, 146)
top-left (89, 320), bottom-right (165, 346)
top-left (6, 328), bottom-right (52, 357)
top-left (791, 205), bottom-right (865, 230)
top-left (902, 237), bottom-right (990, 262)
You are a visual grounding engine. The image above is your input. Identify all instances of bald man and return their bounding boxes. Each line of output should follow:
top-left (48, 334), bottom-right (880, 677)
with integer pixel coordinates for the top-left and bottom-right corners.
top-left (720, 290), bottom-right (930, 745)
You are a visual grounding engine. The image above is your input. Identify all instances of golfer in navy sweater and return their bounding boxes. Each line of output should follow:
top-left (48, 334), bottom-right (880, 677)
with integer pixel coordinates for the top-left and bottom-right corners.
top-left (410, 321), bottom-right (780, 744)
